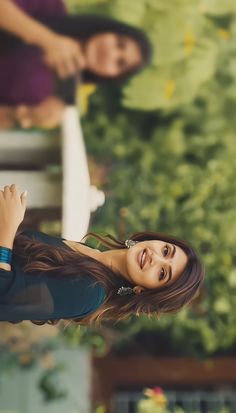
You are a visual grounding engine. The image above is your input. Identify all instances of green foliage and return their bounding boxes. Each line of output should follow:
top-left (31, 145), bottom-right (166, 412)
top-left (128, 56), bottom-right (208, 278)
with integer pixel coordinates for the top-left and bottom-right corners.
top-left (61, 325), bottom-right (107, 355)
top-left (200, 0), bottom-right (236, 15)
top-left (65, 0), bottom-right (109, 15)
top-left (82, 49), bottom-right (236, 355)
top-left (119, 3), bottom-right (236, 110)
top-left (67, 0), bottom-right (236, 111)
top-left (38, 364), bottom-right (67, 402)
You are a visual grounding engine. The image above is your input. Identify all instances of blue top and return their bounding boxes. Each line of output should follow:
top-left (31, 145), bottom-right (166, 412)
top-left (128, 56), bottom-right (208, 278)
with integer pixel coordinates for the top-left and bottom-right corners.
top-left (0, 230), bottom-right (106, 322)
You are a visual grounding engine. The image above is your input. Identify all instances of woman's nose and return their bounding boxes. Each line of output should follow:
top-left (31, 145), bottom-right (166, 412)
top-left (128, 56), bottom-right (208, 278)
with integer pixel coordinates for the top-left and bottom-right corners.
top-left (150, 249), bottom-right (171, 265)
top-left (108, 48), bottom-right (123, 69)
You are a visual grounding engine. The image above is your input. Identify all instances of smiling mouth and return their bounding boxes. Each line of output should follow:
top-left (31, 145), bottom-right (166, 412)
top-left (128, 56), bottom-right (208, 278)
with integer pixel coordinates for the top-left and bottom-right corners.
top-left (139, 248), bottom-right (147, 269)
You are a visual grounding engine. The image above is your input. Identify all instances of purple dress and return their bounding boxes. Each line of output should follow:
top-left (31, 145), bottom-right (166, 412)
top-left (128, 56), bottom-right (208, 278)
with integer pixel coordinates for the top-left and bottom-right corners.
top-left (0, 0), bottom-right (67, 105)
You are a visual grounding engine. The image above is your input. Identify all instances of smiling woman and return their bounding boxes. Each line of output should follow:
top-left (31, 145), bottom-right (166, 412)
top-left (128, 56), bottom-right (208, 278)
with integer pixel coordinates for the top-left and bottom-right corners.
top-left (84, 33), bottom-right (143, 78)
top-left (0, 185), bottom-right (204, 325)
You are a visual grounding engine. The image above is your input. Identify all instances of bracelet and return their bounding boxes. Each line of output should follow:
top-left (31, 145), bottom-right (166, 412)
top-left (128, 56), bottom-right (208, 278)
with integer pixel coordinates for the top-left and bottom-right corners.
top-left (0, 246), bottom-right (13, 264)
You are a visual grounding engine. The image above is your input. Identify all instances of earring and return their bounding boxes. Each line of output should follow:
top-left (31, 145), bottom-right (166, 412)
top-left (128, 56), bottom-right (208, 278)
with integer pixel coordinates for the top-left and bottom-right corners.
top-left (125, 239), bottom-right (138, 249)
top-left (117, 286), bottom-right (134, 296)
top-left (133, 286), bottom-right (143, 294)
top-left (117, 286), bottom-right (143, 296)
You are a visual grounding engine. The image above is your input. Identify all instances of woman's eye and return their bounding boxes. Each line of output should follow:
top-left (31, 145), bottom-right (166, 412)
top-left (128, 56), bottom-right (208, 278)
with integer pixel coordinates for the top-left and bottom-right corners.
top-left (163, 245), bottom-right (169, 257)
top-left (159, 268), bottom-right (165, 281)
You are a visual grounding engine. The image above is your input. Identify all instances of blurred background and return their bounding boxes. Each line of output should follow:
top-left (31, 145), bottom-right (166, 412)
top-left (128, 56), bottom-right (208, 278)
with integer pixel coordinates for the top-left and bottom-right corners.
top-left (1, 0), bottom-right (236, 412)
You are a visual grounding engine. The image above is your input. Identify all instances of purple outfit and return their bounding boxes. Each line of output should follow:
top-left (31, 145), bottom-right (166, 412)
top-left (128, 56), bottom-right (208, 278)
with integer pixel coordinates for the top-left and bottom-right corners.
top-left (0, 0), bottom-right (67, 105)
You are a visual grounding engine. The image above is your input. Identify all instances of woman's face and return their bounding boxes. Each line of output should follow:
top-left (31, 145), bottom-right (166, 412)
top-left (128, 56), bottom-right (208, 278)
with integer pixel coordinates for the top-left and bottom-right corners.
top-left (84, 33), bottom-right (142, 77)
top-left (125, 240), bottom-right (188, 290)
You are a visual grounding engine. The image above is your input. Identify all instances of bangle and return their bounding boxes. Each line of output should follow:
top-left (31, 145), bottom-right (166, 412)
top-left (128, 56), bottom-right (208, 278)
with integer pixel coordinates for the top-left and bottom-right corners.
top-left (0, 246), bottom-right (13, 264)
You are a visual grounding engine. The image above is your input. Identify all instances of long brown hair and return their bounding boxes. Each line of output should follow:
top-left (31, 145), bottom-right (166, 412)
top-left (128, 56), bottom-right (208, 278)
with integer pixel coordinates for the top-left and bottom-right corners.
top-left (13, 231), bottom-right (204, 325)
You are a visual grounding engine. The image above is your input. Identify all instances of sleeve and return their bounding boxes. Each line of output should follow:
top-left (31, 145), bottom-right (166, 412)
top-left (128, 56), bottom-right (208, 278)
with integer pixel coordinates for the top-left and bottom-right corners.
top-left (0, 249), bottom-right (106, 323)
top-left (0, 271), bottom-right (106, 322)
top-left (0, 268), bottom-right (15, 297)
top-left (0, 266), bottom-right (55, 322)
top-left (53, 276), bottom-right (106, 320)
top-left (11, 0), bottom-right (67, 17)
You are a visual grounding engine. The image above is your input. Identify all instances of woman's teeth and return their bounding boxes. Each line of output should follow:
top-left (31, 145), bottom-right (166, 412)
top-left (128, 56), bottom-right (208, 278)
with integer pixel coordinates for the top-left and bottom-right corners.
top-left (141, 249), bottom-right (146, 269)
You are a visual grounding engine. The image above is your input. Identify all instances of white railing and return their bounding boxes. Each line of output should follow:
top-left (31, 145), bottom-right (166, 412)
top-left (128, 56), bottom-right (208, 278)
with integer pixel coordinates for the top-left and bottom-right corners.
top-left (61, 106), bottom-right (105, 241)
top-left (0, 108), bottom-right (105, 241)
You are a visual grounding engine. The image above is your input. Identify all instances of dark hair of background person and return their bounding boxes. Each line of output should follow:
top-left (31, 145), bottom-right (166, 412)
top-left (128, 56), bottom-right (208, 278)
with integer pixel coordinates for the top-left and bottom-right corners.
top-left (13, 231), bottom-right (204, 326)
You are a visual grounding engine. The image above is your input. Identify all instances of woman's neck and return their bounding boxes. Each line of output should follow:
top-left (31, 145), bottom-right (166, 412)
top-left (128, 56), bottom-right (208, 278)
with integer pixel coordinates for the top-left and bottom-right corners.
top-left (63, 239), bottom-right (100, 260)
top-left (99, 248), bottom-right (129, 281)
top-left (63, 240), bottom-right (130, 282)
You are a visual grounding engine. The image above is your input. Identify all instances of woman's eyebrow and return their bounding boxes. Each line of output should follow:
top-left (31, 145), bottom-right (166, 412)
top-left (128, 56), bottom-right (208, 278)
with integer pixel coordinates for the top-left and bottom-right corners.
top-left (166, 265), bottom-right (172, 283)
top-left (170, 244), bottom-right (176, 258)
top-left (165, 265), bottom-right (172, 284)
top-left (166, 245), bottom-right (176, 283)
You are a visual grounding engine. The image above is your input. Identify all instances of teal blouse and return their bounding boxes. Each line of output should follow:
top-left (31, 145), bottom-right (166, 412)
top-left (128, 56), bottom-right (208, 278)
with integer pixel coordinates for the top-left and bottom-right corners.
top-left (0, 230), bottom-right (106, 322)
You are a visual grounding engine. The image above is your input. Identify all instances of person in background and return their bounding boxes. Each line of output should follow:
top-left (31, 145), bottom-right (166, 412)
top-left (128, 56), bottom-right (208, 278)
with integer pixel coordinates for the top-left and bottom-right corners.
top-left (0, 184), bottom-right (204, 324)
top-left (0, 0), bottom-right (152, 129)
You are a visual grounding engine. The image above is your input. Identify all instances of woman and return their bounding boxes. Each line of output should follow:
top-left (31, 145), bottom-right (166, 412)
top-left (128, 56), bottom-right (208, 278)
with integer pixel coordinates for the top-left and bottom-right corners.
top-left (0, 185), bottom-right (204, 324)
top-left (0, 0), bottom-right (152, 129)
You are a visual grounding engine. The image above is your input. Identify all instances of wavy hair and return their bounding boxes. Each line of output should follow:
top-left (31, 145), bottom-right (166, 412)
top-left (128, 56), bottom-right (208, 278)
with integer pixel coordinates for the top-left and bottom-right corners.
top-left (13, 231), bottom-right (204, 326)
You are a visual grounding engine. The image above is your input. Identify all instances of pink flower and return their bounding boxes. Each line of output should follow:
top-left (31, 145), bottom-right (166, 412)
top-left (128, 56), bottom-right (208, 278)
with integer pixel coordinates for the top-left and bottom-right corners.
top-left (143, 387), bottom-right (168, 408)
top-left (153, 387), bottom-right (164, 396)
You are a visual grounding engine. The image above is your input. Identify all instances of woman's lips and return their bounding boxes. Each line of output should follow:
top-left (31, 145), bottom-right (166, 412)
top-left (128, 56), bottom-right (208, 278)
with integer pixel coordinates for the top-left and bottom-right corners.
top-left (138, 251), bottom-right (142, 269)
top-left (138, 249), bottom-right (147, 269)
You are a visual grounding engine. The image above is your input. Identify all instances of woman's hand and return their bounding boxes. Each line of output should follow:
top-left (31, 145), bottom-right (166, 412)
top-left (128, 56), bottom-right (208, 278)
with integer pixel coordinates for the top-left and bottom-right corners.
top-left (15, 97), bottom-right (65, 129)
top-left (0, 107), bottom-right (16, 130)
top-left (42, 33), bottom-right (85, 78)
top-left (0, 184), bottom-right (27, 238)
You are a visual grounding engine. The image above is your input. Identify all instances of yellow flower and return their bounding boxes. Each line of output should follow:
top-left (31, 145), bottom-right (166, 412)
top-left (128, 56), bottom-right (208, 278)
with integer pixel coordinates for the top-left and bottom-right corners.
top-left (77, 84), bottom-right (97, 114)
top-left (184, 30), bottom-right (196, 55)
top-left (164, 80), bottom-right (176, 100)
top-left (218, 29), bottom-right (230, 40)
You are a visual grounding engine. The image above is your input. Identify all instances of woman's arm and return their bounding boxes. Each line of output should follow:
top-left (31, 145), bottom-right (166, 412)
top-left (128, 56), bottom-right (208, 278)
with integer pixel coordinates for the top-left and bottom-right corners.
top-left (0, 0), bottom-right (84, 78)
top-left (0, 184), bottom-right (27, 271)
top-left (0, 0), bottom-right (56, 49)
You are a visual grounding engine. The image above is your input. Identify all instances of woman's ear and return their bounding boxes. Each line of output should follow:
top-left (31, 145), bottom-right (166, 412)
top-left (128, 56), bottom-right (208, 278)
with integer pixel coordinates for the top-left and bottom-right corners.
top-left (133, 286), bottom-right (144, 294)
